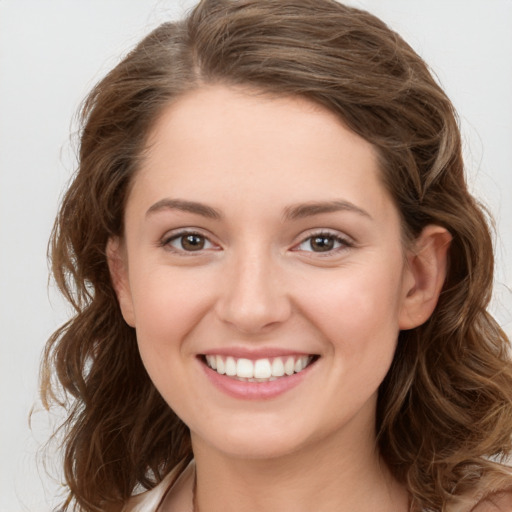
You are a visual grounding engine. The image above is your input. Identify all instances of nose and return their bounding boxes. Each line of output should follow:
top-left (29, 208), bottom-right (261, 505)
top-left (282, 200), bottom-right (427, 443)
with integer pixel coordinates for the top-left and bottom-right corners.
top-left (215, 249), bottom-right (292, 334)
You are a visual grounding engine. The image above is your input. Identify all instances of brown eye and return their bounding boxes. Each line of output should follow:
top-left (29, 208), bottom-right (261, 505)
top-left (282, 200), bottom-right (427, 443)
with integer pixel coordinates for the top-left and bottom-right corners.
top-left (180, 234), bottom-right (205, 251)
top-left (310, 235), bottom-right (335, 252)
top-left (294, 232), bottom-right (351, 254)
top-left (166, 232), bottom-right (214, 252)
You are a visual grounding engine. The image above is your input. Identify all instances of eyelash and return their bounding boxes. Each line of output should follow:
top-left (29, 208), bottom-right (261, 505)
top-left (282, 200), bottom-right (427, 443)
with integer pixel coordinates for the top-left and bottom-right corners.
top-left (160, 230), bottom-right (218, 254)
top-left (159, 229), bottom-right (354, 256)
top-left (292, 231), bottom-right (354, 255)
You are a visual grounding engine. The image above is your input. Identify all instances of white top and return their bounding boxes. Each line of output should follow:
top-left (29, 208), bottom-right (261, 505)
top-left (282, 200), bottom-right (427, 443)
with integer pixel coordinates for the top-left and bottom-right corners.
top-left (122, 461), bottom-right (195, 512)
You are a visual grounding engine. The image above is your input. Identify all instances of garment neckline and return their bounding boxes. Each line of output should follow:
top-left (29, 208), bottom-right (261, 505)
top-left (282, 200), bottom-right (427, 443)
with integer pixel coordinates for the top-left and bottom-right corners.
top-left (156, 459), bottom-right (195, 511)
top-left (121, 459), bottom-right (195, 512)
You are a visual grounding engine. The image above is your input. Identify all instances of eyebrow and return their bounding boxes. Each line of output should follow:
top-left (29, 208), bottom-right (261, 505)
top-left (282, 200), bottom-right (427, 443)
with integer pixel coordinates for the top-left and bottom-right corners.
top-left (146, 198), bottom-right (222, 219)
top-left (145, 198), bottom-right (372, 222)
top-left (283, 200), bottom-right (372, 221)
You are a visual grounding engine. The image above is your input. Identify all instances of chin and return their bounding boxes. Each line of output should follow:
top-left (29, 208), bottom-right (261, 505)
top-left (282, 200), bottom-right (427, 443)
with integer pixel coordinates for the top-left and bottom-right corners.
top-left (192, 421), bottom-right (313, 461)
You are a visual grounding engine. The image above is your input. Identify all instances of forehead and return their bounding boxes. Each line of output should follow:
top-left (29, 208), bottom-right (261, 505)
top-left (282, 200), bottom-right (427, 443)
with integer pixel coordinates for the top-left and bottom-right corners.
top-left (146, 85), bottom-right (365, 152)
top-left (129, 85), bottom-right (395, 223)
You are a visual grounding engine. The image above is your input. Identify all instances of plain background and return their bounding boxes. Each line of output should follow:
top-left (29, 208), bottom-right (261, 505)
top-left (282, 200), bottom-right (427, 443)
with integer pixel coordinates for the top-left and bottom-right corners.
top-left (1, 1), bottom-right (511, 510)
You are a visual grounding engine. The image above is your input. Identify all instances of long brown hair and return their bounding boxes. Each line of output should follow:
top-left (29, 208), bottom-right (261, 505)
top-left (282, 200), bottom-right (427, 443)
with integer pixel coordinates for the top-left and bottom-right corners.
top-left (41, 1), bottom-right (512, 510)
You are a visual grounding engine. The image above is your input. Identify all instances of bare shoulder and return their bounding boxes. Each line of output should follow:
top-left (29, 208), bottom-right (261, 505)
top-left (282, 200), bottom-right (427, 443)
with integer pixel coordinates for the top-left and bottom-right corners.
top-left (471, 490), bottom-right (512, 512)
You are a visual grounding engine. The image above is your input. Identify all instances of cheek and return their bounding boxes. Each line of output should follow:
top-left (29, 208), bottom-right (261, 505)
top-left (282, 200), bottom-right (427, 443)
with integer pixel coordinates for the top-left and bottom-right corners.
top-left (296, 258), bottom-right (406, 362)
top-left (293, 262), bottom-right (407, 424)
top-left (129, 267), bottom-right (215, 363)
top-left (129, 268), bottom-right (217, 421)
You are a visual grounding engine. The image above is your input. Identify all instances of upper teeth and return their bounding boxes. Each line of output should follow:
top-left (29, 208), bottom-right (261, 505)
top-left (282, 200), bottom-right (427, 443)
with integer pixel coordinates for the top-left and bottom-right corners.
top-left (205, 355), bottom-right (312, 380)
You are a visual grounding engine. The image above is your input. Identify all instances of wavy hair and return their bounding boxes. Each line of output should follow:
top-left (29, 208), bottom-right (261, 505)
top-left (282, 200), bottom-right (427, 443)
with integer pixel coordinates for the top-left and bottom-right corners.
top-left (41, 1), bottom-right (512, 510)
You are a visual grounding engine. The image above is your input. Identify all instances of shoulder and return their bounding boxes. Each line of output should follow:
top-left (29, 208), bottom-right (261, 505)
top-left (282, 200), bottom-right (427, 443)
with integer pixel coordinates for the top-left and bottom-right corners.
top-left (471, 490), bottom-right (512, 512)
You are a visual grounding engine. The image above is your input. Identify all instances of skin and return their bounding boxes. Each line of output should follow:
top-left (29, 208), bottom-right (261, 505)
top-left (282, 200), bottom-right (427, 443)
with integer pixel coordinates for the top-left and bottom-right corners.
top-left (109, 85), bottom-right (451, 512)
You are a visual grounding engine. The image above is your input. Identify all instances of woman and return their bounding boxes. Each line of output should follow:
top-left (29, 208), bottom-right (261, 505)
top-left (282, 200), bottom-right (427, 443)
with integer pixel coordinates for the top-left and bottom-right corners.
top-left (41, 0), bottom-right (512, 510)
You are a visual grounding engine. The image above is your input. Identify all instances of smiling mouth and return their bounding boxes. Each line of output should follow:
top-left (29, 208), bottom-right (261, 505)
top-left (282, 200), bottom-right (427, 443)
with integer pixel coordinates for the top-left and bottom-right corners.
top-left (201, 354), bottom-right (318, 382)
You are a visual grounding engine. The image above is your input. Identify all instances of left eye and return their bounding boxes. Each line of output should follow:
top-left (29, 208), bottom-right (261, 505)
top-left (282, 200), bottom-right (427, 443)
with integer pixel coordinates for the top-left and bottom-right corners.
top-left (295, 233), bottom-right (349, 253)
top-left (166, 233), bottom-right (215, 252)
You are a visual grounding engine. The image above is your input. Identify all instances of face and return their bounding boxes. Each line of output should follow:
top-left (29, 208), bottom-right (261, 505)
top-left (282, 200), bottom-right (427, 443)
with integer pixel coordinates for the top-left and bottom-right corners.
top-left (112, 85), bottom-right (427, 461)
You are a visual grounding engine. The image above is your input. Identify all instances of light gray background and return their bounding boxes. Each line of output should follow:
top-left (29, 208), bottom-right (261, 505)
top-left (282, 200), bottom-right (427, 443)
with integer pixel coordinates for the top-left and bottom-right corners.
top-left (1, 1), bottom-right (511, 510)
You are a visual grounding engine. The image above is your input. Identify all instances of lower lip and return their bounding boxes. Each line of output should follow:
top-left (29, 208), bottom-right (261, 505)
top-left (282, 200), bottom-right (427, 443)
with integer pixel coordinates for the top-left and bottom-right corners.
top-left (200, 359), bottom-right (315, 400)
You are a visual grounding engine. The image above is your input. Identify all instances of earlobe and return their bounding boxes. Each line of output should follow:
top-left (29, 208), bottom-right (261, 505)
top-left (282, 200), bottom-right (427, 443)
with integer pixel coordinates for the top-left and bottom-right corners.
top-left (398, 225), bottom-right (452, 330)
top-left (106, 237), bottom-right (136, 327)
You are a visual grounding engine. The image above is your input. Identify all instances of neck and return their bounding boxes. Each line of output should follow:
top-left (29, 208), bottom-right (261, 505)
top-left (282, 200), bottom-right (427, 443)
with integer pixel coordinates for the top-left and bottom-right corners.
top-left (191, 416), bottom-right (409, 512)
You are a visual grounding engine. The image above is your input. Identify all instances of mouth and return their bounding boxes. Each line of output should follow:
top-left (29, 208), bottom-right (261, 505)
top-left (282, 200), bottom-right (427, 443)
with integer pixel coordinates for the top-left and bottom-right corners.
top-left (200, 354), bottom-right (319, 383)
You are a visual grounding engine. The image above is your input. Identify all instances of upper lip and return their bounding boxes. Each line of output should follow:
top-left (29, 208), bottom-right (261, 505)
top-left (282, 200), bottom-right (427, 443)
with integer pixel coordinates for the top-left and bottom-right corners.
top-left (199, 347), bottom-right (317, 360)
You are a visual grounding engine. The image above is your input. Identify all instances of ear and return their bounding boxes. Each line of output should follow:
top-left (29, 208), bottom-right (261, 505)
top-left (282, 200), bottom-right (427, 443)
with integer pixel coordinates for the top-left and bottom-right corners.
top-left (399, 225), bottom-right (452, 330)
top-left (106, 237), bottom-right (136, 327)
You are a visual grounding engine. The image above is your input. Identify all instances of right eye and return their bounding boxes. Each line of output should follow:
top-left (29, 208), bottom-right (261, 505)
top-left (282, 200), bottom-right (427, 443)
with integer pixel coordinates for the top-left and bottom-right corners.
top-left (163, 232), bottom-right (216, 252)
